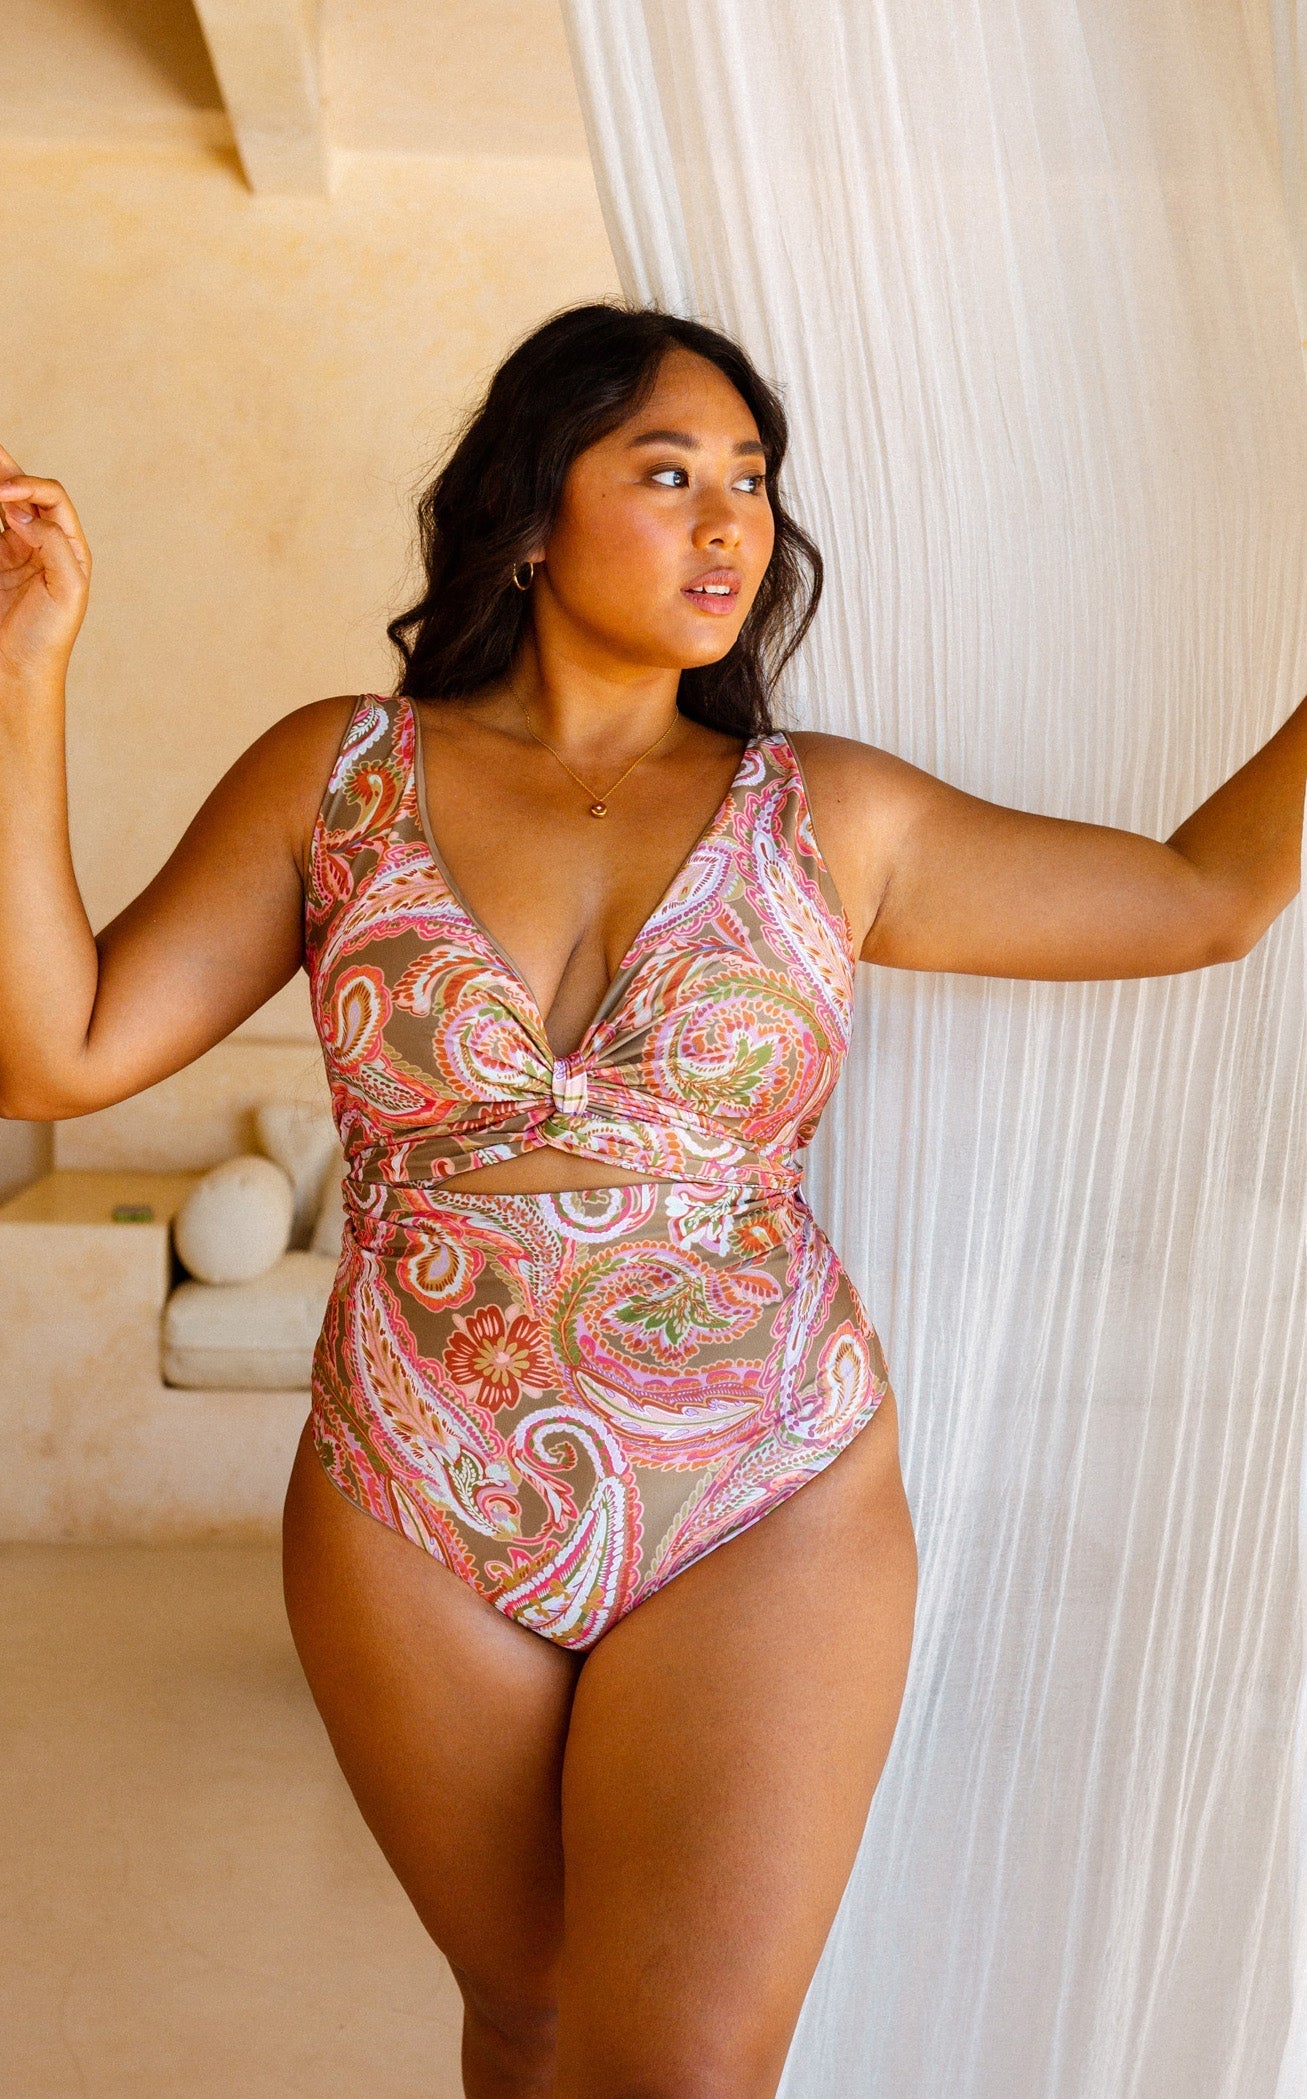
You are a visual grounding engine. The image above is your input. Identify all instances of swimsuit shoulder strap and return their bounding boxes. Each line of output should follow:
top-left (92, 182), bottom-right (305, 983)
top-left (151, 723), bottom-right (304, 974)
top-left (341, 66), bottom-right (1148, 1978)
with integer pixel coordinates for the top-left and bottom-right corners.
top-left (315, 693), bottom-right (413, 841)
top-left (756, 728), bottom-right (856, 955)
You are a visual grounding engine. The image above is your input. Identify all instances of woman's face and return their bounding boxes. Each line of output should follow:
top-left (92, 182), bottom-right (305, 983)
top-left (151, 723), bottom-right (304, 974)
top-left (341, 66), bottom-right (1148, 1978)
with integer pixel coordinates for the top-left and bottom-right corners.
top-left (535, 346), bottom-right (776, 672)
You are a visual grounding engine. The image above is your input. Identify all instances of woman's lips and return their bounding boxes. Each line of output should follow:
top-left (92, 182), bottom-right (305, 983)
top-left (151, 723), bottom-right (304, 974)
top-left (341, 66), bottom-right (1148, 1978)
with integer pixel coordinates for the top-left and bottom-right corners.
top-left (682, 572), bottom-right (741, 616)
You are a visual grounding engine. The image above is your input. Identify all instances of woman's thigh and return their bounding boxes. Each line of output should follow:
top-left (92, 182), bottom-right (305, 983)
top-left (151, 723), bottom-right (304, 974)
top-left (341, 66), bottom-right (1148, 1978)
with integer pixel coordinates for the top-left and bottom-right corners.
top-left (552, 1391), bottom-right (917, 2099)
top-left (280, 1421), bottom-right (583, 2021)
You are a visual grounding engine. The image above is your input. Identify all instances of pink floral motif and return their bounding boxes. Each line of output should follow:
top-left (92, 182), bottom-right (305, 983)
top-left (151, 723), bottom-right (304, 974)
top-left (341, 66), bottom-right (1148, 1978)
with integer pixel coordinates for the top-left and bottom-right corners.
top-left (443, 1303), bottom-right (554, 1412)
top-left (397, 1236), bottom-right (481, 1313)
top-left (665, 1184), bottom-right (793, 1258)
top-left (346, 762), bottom-right (405, 834)
top-left (810, 1321), bottom-right (881, 1431)
top-left (327, 965), bottom-right (391, 1067)
top-left (565, 1241), bottom-right (781, 1370)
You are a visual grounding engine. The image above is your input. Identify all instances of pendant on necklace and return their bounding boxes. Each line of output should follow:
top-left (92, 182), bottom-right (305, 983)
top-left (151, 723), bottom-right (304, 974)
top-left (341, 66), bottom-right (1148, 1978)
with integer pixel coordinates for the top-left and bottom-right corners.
top-left (590, 802), bottom-right (608, 818)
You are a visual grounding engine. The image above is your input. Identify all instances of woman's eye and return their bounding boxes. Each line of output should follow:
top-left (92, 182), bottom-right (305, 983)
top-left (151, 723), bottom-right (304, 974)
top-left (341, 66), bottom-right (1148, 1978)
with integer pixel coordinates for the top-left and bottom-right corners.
top-left (647, 466), bottom-right (765, 491)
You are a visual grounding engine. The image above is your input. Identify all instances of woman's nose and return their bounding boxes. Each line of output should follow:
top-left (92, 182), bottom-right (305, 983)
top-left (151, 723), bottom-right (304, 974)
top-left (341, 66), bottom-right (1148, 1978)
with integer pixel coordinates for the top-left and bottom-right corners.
top-left (692, 496), bottom-right (744, 548)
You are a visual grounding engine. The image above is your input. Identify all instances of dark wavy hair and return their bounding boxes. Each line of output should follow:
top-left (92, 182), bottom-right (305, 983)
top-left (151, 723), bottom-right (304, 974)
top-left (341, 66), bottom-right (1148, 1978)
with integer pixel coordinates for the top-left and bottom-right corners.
top-left (386, 302), bottom-right (822, 738)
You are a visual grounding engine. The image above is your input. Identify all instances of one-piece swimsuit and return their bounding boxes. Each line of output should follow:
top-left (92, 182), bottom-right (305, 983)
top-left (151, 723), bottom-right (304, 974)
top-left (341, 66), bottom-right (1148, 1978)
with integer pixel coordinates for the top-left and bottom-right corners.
top-left (304, 694), bottom-right (891, 1651)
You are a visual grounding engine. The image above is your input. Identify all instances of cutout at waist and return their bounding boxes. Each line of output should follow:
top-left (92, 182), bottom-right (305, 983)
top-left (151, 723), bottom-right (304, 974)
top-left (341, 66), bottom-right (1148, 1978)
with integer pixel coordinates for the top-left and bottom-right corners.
top-left (437, 1146), bottom-right (677, 1196)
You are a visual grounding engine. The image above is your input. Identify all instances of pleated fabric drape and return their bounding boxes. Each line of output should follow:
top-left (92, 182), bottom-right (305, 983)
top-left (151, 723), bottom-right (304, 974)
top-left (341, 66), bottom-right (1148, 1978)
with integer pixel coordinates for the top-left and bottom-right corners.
top-left (561, 5), bottom-right (1307, 2093)
top-left (1271, 12), bottom-right (1307, 2094)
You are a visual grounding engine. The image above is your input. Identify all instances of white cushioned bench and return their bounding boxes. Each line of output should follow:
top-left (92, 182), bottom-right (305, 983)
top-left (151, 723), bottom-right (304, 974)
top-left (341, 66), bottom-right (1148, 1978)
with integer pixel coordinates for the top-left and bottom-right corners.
top-left (164, 1250), bottom-right (338, 1390)
top-left (0, 1039), bottom-right (334, 1542)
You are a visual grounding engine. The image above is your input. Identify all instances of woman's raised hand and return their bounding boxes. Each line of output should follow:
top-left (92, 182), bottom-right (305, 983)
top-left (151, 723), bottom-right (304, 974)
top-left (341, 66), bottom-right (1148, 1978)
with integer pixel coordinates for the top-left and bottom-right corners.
top-left (0, 442), bottom-right (91, 687)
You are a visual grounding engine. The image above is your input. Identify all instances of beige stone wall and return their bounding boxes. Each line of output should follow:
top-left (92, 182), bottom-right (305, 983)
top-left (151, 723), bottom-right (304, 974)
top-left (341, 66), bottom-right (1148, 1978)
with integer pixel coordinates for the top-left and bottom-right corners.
top-left (0, 136), bottom-right (618, 1194)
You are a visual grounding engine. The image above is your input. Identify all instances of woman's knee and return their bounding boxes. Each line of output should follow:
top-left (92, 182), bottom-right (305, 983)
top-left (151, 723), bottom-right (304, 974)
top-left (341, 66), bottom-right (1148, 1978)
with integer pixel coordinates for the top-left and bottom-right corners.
top-left (551, 2047), bottom-right (783, 2099)
top-left (452, 1961), bottom-right (560, 2083)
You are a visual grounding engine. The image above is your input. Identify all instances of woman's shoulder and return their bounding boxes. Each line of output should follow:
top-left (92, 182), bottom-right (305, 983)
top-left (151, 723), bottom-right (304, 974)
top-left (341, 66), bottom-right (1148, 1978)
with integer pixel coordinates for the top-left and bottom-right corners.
top-left (779, 725), bottom-right (912, 807)
top-left (782, 724), bottom-right (885, 767)
top-left (783, 725), bottom-right (938, 806)
top-left (244, 692), bottom-right (411, 798)
top-left (223, 694), bottom-right (396, 882)
top-left (777, 727), bottom-right (944, 941)
top-left (240, 692), bottom-right (362, 770)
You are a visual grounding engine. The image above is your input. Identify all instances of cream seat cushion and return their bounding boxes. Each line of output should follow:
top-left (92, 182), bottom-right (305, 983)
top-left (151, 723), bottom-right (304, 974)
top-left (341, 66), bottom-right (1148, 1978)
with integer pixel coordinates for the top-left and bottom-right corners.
top-left (163, 1251), bottom-right (338, 1390)
top-left (173, 1155), bottom-right (294, 1284)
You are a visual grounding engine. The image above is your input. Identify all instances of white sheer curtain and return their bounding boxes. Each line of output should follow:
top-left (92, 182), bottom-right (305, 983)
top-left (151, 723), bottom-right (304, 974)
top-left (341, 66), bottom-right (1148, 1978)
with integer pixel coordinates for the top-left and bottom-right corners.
top-left (561, 5), bottom-right (1307, 2093)
top-left (1273, 12), bottom-right (1307, 2093)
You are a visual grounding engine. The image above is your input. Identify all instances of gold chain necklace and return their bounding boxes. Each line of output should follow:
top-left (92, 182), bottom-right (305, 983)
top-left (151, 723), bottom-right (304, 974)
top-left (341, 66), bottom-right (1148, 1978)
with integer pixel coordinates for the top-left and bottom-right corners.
top-left (514, 693), bottom-right (678, 817)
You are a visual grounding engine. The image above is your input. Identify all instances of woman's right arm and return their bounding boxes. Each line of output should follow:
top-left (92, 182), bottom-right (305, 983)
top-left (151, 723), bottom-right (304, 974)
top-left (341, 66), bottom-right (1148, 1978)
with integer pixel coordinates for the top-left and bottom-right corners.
top-left (0, 448), bottom-right (353, 1120)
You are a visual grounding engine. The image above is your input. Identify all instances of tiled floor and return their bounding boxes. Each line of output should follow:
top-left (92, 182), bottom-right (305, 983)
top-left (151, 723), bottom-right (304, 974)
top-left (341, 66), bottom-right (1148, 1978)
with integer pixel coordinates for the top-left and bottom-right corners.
top-left (1, 1544), bottom-right (465, 2098)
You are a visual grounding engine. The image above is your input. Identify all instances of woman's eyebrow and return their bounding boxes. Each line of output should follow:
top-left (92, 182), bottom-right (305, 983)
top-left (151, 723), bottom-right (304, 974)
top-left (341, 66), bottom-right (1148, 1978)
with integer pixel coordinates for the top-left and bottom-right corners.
top-left (627, 427), bottom-right (767, 457)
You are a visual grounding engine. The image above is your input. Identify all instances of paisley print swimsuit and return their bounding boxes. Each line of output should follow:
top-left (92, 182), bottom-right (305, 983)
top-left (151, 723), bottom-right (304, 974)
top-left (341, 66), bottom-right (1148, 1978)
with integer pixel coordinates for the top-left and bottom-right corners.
top-left (305, 695), bottom-right (890, 1650)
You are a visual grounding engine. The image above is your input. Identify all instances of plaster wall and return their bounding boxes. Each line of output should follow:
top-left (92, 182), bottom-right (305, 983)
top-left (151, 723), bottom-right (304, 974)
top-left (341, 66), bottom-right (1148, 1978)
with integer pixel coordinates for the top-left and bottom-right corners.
top-left (0, 136), bottom-right (618, 1194)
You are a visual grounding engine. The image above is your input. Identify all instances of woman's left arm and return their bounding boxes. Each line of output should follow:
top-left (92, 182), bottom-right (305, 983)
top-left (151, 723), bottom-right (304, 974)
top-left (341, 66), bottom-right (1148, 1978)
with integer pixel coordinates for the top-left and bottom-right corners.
top-left (795, 695), bottom-right (1307, 978)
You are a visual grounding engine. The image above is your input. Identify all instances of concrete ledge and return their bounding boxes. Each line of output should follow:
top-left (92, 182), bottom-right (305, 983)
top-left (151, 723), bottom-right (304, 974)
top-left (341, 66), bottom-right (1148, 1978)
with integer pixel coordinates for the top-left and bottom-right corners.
top-left (0, 1172), bottom-right (310, 1542)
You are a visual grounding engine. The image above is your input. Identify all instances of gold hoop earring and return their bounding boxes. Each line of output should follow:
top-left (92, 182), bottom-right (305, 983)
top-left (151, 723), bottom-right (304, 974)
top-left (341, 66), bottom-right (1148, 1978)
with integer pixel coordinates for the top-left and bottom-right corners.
top-left (511, 560), bottom-right (535, 592)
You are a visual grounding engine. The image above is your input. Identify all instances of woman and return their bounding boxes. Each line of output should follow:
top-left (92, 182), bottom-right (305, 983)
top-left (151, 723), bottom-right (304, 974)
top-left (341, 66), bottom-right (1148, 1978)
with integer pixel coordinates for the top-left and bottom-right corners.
top-left (0, 302), bottom-right (1302, 2099)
